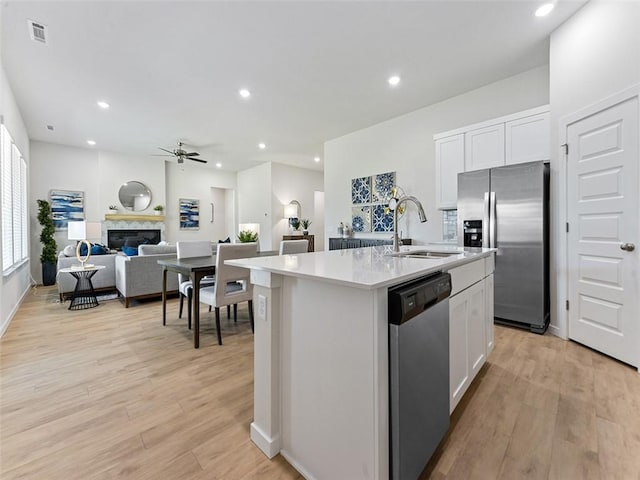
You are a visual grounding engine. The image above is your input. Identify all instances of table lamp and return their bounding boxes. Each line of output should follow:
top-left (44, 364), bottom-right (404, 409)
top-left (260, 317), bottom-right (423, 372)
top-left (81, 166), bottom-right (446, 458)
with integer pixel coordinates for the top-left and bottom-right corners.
top-left (67, 220), bottom-right (95, 269)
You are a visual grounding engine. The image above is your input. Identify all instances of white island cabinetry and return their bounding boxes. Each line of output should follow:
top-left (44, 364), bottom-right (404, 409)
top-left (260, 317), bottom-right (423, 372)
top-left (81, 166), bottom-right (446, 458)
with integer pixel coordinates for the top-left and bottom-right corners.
top-left (446, 255), bottom-right (494, 413)
top-left (228, 246), bottom-right (495, 480)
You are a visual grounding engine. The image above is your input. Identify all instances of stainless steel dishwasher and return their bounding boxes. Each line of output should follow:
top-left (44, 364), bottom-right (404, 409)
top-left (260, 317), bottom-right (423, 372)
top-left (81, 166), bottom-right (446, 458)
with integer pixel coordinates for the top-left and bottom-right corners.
top-left (388, 272), bottom-right (451, 480)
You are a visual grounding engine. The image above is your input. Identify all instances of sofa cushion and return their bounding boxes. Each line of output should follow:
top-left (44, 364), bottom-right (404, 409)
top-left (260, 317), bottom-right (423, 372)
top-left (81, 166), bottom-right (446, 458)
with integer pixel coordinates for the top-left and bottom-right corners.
top-left (62, 244), bottom-right (76, 257)
top-left (138, 244), bottom-right (177, 256)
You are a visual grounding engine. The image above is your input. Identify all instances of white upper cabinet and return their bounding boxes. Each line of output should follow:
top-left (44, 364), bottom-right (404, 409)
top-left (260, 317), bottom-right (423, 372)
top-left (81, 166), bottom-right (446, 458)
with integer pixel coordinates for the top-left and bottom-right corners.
top-left (505, 111), bottom-right (550, 165)
top-left (435, 134), bottom-right (465, 210)
top-left (464, 123), bottom-right (505, 171)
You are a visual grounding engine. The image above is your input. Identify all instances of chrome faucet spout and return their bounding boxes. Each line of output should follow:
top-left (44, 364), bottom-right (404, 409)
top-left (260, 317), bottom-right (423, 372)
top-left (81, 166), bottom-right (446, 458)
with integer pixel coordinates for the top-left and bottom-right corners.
top-left (393, 195), bottom-right (427, 252)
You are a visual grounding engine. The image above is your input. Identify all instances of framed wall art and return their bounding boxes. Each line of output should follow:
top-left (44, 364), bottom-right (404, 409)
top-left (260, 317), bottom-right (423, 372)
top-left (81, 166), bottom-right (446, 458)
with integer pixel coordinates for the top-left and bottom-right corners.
top-left (49, 189), bottom-right (84, 230)
top-left (179, 198), bottom-right (200, 230)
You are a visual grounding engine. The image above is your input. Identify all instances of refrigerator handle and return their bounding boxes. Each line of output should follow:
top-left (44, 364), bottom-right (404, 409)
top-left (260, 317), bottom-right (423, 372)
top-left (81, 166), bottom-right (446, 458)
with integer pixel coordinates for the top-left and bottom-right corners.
top-left (483, 192), bottom-right (490, 248)
top-left (490, 191), bottom-right (497, 248)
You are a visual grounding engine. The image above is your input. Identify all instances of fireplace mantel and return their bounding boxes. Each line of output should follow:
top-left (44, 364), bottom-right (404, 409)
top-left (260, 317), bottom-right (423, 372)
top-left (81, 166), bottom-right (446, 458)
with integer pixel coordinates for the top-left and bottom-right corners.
top-left (104, 214), bottom-right (164, 222)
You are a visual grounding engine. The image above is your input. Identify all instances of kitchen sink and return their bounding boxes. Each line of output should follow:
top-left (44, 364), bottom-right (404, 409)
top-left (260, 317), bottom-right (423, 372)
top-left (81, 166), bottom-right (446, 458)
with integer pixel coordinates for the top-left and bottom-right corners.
top-left (389, 250), bottom-right (460, 259)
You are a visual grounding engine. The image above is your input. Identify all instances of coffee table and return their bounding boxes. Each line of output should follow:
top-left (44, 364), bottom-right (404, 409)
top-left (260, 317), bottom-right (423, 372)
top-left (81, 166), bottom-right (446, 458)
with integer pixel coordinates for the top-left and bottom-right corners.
top-left (58, 265), bottom-right (106, 310)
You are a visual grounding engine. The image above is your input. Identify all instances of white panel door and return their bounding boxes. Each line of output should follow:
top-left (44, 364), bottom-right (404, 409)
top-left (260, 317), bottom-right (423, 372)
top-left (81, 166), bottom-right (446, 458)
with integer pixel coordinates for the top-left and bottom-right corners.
top-left (567, 96), bottom-right (639, 368)
top-left (505, 111), bottom-right (550, 165)
top-left (435, 134), bottom-right (465, 209)
top-left (467, 280), bottom-right (486, 378)
top-left (485, 273), bottom-right (495, 354)
top-left (464, 123), bottom-right (505, 171)
top-left (449, 292), bottom-right (469, 413)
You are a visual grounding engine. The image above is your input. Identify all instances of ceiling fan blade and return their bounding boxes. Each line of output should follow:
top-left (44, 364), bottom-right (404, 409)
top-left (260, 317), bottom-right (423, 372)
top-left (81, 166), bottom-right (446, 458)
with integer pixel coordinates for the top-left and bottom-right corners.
top-left (183, 152), bottom-right (200, 156)
top-left (158, 147), bottom-right (175, 154)
top-left (189, 158), bottom-right (207, 164)
top-left (151, 154), bottom-right (175, 157)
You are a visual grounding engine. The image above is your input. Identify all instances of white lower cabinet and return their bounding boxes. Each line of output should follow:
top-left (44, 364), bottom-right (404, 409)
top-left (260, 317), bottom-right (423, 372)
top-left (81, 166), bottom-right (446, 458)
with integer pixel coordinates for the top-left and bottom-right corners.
top-left (448, 257), bottom-right (493, 414)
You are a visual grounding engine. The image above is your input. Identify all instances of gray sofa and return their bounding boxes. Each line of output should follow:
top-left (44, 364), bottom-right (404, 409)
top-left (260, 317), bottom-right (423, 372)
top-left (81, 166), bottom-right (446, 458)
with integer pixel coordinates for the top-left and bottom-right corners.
top-left (115, 244), bottom-right (179, 307)
top-left (57, 251), bottom-right (119, 301)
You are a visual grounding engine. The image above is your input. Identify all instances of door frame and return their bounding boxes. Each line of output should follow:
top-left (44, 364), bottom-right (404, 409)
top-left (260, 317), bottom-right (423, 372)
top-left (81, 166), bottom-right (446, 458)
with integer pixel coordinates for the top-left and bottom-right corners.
top-left (557, 84), bottom-right (640, 369)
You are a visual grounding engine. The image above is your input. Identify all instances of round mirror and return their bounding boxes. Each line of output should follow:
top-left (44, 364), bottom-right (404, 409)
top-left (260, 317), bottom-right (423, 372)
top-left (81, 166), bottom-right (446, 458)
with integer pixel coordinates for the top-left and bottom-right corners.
top-left (118, 181), bottom-right (151, 211)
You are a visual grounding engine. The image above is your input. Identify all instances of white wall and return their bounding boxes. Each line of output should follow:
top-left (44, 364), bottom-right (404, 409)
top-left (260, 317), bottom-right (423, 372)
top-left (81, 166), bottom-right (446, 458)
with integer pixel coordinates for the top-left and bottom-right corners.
top-left (549, 0), bottom-right (640, 337)
top-left (271, 163), bottom-right (324, 249)
top-left (324, 65), bottom-right (550, 247)
top-left (1, 62), bottom-right (31, 336)
top-left (164, 161), bottom-right (236, 243)
top-left (237, 162), bottom-right (324, 251)
top-left (237, 162), bottom-right (272, 251)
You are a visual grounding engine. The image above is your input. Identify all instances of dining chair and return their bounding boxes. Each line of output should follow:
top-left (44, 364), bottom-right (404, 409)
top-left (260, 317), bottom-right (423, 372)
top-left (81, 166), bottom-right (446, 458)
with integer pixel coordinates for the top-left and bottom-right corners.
top-left (199, 242), bottom-right (258, 345)
top-left (176, 240), bottom-right (215, 329)
top-left (279, 239), bottom-right (309, 255)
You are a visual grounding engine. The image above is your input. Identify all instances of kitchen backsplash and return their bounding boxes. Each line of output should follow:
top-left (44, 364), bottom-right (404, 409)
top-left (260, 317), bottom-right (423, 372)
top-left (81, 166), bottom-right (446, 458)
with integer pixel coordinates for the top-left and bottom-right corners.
top-left (442, 210), bottom-right (457, 242)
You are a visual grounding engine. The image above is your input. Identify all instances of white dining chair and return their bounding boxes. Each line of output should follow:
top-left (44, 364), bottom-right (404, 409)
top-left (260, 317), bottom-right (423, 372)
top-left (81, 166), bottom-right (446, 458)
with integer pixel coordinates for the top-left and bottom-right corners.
top-left (176, 240), bottom-right (215, 329)
top-left (199, 242), bottom-right (258, 345)
top-left (279, 239), bottom-right (309, 255)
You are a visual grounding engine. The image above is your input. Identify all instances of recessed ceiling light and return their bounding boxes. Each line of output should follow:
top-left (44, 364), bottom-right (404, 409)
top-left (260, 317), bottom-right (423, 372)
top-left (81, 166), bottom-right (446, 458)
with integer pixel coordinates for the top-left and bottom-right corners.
top-left (535, 3), bottom-right (554, 16)
top-left (258, 143), bottom-right (266, 150)
top-left (87, 140), bottom-right (96, 146)
top-left (388, 75), bottom-right (401, 86)
top-left (96, 100), bottom-right (110, 109)
top-left (314, 157), bottom-right (321, 163)
top-left (239, 89), bottom-right (251, 99)
top-left (215, 162), bottom-right (222, 168)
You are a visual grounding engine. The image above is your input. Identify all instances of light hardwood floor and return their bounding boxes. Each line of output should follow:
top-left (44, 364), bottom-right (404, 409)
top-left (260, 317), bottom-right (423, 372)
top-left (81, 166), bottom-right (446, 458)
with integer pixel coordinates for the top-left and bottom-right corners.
top-left (1, 287), bottom-right (639, 479)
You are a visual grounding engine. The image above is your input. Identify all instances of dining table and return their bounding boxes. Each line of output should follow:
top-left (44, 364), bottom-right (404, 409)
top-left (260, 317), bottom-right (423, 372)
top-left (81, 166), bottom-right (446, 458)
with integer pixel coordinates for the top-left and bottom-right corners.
top-left (158, 251), bottom-right (278, 348)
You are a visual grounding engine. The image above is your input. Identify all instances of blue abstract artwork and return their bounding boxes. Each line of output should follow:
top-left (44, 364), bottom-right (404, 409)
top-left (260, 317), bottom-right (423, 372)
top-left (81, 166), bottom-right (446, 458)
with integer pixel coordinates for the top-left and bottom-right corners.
top-left (351, 177), bottom-right (371, 204)
top-left (371, 172), bottom-right (396, 203)
top-left (372, 204), bottom-right (394, 232)
top-left (179, 198), bottom-right (200, 230)
top-left (50, 189), bottom-right (84, 230)
top-left (351, 206), bottom-right (371, 232)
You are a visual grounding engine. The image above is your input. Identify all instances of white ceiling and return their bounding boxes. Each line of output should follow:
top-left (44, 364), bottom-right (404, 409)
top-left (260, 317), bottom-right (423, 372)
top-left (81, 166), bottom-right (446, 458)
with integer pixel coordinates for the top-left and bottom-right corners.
top-left (1, 1), bottom-right (586, 172)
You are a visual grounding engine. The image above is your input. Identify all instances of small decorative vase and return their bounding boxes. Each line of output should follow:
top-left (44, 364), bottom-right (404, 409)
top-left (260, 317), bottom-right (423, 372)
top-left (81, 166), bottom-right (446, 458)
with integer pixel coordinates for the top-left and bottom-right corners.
top-left (303, 230), bottom-right (309, 235)
top-left (155, 210), bottom-right (162, 216)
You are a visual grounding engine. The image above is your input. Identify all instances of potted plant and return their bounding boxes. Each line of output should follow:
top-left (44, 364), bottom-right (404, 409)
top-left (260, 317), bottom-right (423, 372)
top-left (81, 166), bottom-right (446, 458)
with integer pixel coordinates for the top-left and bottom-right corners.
top-left (300, 219), bottom-right (312, 235)
top-left (153, 205), bottom-right (164, 216)
top-left (237, 230), bottom-right (259, 243)
top-left (37, 199), bottom-right (58, 286)
top-left (107, 204), bottom-right (118, 215)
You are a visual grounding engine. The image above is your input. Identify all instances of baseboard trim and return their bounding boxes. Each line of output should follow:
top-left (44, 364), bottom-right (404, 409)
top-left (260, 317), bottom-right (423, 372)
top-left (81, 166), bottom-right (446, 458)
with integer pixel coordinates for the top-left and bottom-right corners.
top-left (280, 449), bottom-right (317, 480)
top-left (250, 422), bottom-right (280, 459)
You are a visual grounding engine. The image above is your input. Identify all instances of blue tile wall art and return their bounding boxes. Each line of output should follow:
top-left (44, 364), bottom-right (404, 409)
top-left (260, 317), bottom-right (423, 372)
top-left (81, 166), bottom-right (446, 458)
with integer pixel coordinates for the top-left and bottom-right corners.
top-left (179, 198), bottom-right (200, 230)
top-left (372, 204), bottom-right (394, 232)
top-left (351, 176), bottom-right (371, 205)
top-left (50, 189), bottom-right (84, 230)
top-left (350, 171), bottom-right (396, 233)
top-left (371, 172), bottom-right (396, 203)
top-left (351, 206), bottom-right (371, 232)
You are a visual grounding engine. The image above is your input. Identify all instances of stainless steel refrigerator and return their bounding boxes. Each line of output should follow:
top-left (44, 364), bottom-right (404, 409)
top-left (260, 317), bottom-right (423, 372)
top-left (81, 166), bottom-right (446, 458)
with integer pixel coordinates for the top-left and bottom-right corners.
top-left (457, 160), bottom-right (549, 333)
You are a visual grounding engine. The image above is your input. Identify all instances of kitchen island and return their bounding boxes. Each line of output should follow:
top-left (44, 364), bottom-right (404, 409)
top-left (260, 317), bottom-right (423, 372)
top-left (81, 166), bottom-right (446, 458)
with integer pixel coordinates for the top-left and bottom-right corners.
top-left (227, 244), bottom-right (495, 480)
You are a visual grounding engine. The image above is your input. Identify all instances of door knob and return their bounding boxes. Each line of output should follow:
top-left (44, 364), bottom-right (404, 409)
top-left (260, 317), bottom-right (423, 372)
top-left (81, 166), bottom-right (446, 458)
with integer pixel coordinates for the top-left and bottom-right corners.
top-left (620, 243), bottom-right (635, 252)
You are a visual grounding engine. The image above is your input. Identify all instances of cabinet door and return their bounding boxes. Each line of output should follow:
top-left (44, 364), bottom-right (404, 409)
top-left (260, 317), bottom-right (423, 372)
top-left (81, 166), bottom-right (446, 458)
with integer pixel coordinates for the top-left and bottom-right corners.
top-left (435, 134), bottom-right (465, 209)
top-left (467, 280), bottom-right (486, 379)
top-left (505, 112), bottom-right (550, 165)
top-left (465, 123), bottom-right (505, 171)
top-left (449, 292), bottom-right (470, 414)
top-left (485, 273), bottom-right (494, 354)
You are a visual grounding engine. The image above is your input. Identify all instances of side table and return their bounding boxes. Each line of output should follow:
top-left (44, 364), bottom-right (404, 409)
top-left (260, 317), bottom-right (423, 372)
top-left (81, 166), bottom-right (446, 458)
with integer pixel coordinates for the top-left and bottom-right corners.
top-left (58, 265), bottom-right (106, 310)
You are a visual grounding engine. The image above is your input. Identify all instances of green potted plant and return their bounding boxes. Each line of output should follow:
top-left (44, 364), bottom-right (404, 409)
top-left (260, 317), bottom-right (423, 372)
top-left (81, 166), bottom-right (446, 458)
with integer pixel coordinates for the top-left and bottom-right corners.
top-left (153, 205), bottom-right (164, 216)
top-left (107, 204), bottom-right (118, 216)
top-left (237, 230), bottom-right (259, 243)
top-left (300, 218), bottom-right (312, 235)
top-left (290, 218), bottom-right (301, 234)
top-left (37, 199), bottom-right (58, 286)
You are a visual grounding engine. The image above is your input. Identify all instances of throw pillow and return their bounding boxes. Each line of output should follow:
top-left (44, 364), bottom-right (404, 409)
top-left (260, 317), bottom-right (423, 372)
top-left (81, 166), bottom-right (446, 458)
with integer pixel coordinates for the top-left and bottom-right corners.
top-left (218, 237), bottom-right (231, 243)
top-left (121, 245), bottom-right (139, 256)
top-left (91, 243), bottom-right (109, 255)
top-left (63, 244), bottom-right (76, 257)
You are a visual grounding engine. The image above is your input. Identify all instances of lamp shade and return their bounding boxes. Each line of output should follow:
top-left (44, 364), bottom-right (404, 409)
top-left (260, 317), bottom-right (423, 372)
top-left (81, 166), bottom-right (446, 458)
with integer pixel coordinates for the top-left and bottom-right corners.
top-left (67, 221), bottom-right (86, 241)
top-left (284, 203), bottom-right (298, 218)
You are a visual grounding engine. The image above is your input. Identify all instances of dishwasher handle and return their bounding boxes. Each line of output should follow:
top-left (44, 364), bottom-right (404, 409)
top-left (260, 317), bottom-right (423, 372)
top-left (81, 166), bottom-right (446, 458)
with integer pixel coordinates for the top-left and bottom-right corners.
top-left (388, 272), bottom-right (452, 325)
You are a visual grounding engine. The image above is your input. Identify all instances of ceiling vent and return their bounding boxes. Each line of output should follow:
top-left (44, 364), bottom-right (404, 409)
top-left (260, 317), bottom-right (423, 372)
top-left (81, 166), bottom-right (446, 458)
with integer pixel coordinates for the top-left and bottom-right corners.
top-left (28, 20), bottom-right (48, 44)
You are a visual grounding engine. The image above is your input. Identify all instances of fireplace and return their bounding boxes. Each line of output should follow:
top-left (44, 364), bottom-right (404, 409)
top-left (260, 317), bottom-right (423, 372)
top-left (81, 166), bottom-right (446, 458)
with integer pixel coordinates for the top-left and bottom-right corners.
top-left (107, 229), bottom-right (161, 251)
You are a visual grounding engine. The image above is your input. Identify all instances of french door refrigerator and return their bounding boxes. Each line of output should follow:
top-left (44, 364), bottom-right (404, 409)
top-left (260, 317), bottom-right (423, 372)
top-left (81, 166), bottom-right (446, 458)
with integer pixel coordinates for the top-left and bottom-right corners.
top-left (457, 160), bottom-right (550, 333)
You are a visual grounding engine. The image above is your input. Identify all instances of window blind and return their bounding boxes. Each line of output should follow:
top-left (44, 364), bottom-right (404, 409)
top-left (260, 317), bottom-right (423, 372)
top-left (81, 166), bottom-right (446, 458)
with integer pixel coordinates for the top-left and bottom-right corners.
top-left (1, 125), bottom-right (13, 272)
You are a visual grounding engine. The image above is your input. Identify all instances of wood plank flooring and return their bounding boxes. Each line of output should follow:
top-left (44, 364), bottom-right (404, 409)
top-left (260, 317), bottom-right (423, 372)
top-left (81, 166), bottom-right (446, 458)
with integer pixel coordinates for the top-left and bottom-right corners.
top-left (2, 286), bottom-right (639, 479)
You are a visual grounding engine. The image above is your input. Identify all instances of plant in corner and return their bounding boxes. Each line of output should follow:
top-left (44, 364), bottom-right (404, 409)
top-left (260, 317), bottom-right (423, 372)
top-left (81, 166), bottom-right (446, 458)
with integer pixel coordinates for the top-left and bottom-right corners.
top-left (237, 230), bottom-right (259, 243)
top-left (37, 199), bottom-right (58, 286)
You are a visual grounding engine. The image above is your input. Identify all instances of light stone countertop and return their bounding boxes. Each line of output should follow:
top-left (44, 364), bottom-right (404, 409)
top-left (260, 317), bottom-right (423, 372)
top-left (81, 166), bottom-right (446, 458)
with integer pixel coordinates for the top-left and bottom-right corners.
top-left (226, 244), bottom-right (496, 290)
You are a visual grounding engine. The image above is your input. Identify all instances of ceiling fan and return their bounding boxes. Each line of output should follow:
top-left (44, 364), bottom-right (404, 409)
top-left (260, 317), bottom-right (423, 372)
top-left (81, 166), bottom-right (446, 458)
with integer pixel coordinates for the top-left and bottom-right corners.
top-left (154, 142), bottom-right (207, 164)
